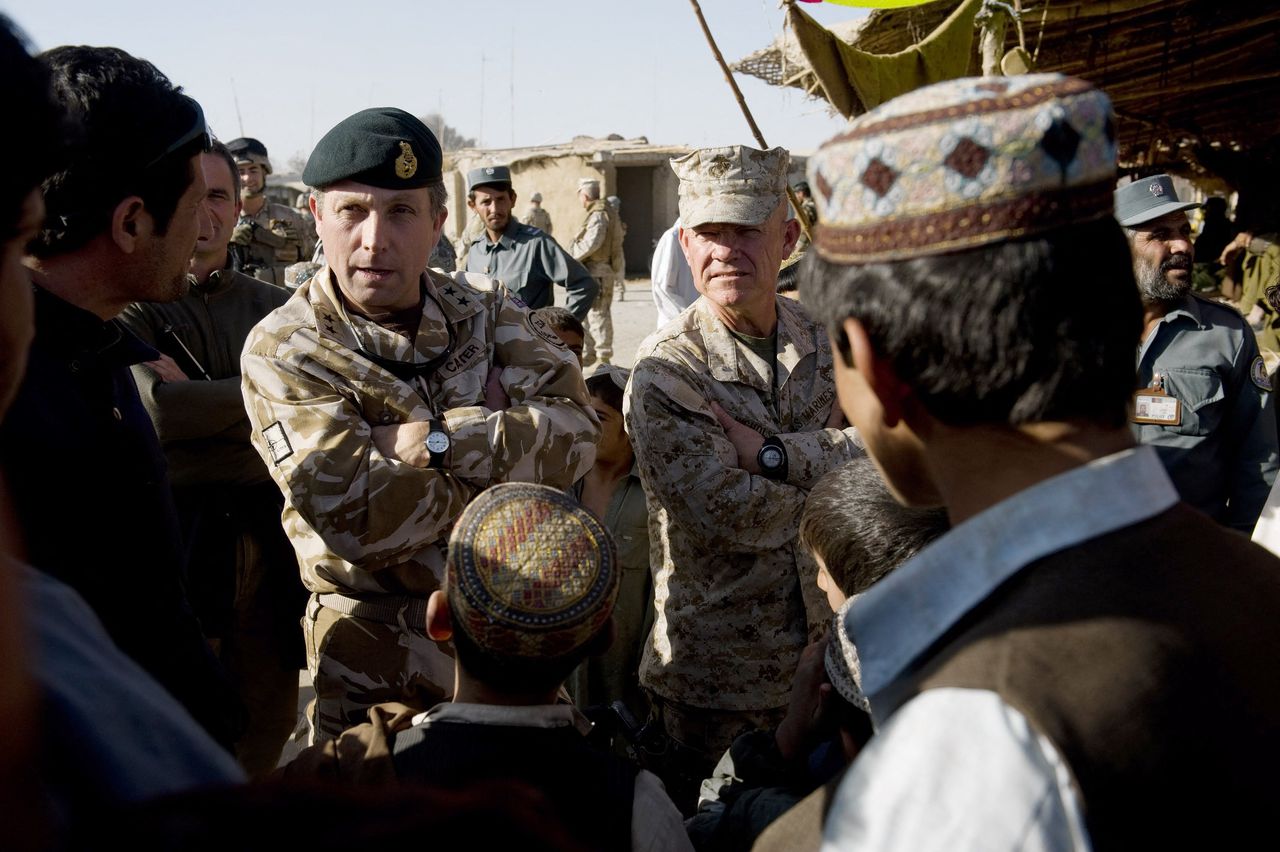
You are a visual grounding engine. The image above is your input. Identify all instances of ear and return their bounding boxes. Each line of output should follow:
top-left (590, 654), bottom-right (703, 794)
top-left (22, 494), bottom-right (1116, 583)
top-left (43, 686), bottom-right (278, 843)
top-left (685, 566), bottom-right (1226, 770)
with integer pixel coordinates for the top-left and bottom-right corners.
top-left (425, 589), bottom-right (453, 641)
top-left (781, 215), bottom-right (801, 257)
top-left (508, 190), bottom-right (518, 206)
top-left (845, 317), bottom-right (910, 429)
top-left (110, 196), bottom-right (148, 254)
top-left (309, 193), bottom-right (322, 223)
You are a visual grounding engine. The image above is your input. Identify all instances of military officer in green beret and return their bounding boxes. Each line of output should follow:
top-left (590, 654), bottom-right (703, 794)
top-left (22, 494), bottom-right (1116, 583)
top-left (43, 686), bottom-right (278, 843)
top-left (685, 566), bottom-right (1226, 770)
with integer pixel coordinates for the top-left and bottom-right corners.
top-left (240, 108), bottom-right (600, 742)
top-left (228, 137), bottom-right (316, 287)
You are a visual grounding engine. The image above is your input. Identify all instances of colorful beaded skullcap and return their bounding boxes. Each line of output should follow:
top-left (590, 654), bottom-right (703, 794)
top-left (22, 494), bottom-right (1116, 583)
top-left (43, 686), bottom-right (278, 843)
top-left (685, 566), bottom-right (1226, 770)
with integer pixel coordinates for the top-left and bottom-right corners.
top-left (826, 598), bottom-right (870, 713)
top-left (807, 74), bottom-right (1117, 263)
top-left (447, 482), bottom-right (619, 660)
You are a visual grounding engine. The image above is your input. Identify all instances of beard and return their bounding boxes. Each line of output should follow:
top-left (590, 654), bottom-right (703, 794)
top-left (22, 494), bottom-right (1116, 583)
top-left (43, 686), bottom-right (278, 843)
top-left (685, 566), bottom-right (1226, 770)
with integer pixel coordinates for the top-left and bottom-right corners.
top-left (1135, 252), bottom-right (1193, 305)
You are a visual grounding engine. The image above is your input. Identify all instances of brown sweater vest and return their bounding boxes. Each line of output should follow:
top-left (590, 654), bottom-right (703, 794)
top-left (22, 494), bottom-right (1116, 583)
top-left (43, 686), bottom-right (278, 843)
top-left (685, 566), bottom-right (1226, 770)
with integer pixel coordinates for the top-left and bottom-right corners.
top-left (891, 503), bottom-right (1280, 850)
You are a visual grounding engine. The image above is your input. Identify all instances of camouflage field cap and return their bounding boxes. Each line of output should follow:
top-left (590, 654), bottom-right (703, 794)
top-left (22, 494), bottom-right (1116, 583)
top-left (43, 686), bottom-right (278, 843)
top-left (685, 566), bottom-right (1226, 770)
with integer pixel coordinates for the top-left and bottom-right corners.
top-left (467, 165), bottom-right (512, 193)
top-left (806, 74), bottom-right (1117, 263)
top-left (303, 107), bottom-right (442, 190)
top-left (671, 145), bottom-right (790, 229)
top-left (577, 178), bottom-right (600, 193)
top-left (1114, 174), bottom-right (1200, 228)
top-left (228, 137), bottom-right (272, 174)
top-left (446, 482), bottom-right (619, 660)
top-left (530, 191), bottom-right (543, 202)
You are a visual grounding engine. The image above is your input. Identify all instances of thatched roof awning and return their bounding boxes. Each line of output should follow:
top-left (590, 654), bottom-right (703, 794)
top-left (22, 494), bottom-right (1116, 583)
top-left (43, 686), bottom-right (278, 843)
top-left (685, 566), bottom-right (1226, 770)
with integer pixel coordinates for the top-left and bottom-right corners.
top-left (735, 0), bottom-right (1280, 175)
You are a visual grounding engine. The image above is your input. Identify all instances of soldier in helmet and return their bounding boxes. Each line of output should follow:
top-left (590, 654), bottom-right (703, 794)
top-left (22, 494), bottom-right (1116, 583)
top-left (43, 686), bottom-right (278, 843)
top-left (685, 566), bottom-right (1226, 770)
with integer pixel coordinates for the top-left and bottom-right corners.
top-left (227, 136), bottom-right (315, 287)
top-left (525, 190), bottom-right (553, 236)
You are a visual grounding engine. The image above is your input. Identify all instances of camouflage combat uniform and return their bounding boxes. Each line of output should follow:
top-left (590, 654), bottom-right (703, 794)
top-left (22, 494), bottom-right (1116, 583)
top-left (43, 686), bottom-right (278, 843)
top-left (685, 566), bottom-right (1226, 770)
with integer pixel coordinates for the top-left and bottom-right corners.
top-left (234, 201), bottom-right (317, 288)
top-left (624, 295), bottom-right (862, 758)
top-left (610, 212), bottom-right (627, 301)
top-left (241, 265), bottom-right (599, 741)
top-left (570, 199), bottom-right (620, 363)
top-left (525, 205), bottom-right (553, 236)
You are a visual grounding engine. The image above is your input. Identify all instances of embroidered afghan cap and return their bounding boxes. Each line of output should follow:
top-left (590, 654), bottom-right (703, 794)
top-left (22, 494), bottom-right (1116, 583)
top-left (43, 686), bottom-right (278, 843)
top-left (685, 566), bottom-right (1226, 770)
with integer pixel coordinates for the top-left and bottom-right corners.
top-left (826, 598), bottom-right (870, 713)
top-left (303, 107), bottom-right (442, 190)
top-left (672, 145), bottom-right (790, 229)
top-left (807, 74), bottom-right (1117, 263)
top-left (467, 165), bottom-right (512, 193)
top-left (447, 482), bottom-right (619, 660)
top-left (1114, 173), bottom-right (1200, 228)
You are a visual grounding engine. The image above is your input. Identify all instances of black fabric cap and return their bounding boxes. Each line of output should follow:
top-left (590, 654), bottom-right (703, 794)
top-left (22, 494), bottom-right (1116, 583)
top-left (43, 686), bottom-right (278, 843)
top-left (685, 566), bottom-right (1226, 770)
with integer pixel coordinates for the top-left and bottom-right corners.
top-left (303, 107), bottom-right (443, 190)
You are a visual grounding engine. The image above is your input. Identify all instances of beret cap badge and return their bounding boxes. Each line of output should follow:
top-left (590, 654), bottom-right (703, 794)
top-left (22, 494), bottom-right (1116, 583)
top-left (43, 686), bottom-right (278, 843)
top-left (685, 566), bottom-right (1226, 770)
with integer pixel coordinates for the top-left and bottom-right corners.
top-left (396, 141), bottom-right (418, 180)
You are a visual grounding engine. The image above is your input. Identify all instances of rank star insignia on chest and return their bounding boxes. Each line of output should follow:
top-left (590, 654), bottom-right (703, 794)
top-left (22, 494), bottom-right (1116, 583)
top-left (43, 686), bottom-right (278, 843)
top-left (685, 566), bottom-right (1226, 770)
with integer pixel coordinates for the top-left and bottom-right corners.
top-left (396, 141), bottom-right (418, 179)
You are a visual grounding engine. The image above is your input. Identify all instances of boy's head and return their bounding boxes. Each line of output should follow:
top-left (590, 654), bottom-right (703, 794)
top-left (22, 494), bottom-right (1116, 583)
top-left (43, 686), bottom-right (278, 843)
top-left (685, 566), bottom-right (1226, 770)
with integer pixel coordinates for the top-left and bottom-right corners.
top-left (585, 365), bottom-right (631, 463)
top-left (432, 482), bottom-right (619, 697)
top-left (532, 306), bottom-right (584, 364)
top-left (800, 457), bottom-right (949, 609)
top-left (799, 75), bottom-right (1138, 505)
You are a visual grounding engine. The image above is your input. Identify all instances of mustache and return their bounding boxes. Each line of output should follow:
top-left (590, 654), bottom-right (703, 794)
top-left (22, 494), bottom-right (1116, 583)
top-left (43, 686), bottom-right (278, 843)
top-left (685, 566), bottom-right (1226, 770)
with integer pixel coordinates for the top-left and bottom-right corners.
top-left (1161, 252), bottom-right (1193, 272)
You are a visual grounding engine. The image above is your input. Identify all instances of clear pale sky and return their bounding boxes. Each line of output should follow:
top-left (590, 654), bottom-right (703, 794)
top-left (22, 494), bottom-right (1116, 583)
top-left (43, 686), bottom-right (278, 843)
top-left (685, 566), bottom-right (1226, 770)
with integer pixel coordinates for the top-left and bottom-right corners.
top-left (6, 0), bottom-right (866, 170)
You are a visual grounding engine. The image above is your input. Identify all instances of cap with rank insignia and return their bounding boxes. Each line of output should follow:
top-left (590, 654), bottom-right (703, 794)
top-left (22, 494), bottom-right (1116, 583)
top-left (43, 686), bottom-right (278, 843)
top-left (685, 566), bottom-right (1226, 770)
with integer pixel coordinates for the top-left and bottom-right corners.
top-left (466, 165), bottom-right (512, 193)
top-left (1115, 174), bottom-right (1201, 228)
top-left (303, 107), bottom-right (442, 190)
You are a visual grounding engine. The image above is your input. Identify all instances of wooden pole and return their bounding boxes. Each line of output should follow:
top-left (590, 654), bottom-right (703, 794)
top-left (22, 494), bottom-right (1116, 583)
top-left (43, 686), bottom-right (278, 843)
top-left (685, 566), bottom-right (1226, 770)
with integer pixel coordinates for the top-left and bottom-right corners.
top-left (686, 0), bottom-right (813, 244)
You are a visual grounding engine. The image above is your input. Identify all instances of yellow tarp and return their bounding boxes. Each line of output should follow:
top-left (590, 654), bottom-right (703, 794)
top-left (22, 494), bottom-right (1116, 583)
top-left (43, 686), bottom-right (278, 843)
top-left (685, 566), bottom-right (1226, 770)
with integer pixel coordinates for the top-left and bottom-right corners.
top-left (788, 0), bottom-right (982, 117)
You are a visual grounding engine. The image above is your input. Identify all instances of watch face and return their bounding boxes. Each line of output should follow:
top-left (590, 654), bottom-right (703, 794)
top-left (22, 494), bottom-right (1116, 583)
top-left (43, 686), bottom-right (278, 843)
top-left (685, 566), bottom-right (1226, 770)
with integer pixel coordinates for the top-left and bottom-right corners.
top-left (426, 431), bottom-right (450, 454)
top-left (760, 446), bottom-right (784, 470)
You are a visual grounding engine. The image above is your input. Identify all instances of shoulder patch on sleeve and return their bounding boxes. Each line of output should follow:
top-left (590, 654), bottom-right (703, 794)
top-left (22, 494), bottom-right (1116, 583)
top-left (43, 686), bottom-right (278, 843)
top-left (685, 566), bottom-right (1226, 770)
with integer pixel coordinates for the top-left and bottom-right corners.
top-left (1251, 355), bottom-right (1272, 392)
top-left (262, 421), bottom-right (294, 464)
top-left (527, 309), bottom-right (566, 348)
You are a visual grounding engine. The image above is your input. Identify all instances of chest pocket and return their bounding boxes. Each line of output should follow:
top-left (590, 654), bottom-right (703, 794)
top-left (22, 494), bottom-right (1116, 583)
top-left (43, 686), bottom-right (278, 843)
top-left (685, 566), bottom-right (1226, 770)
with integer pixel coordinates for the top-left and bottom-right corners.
top-left (1160, 367), bottom-right (1225, 437)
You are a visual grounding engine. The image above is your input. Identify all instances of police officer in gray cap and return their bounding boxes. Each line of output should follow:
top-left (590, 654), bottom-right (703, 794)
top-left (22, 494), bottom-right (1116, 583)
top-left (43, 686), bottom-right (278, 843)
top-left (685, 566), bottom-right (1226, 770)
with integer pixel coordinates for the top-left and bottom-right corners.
top-left (239, 108), bottom-right (599, 742)
top-left (463, 165), bottom-right (597, 320)
top-left (1118, 173), bottom-right (1277, 532)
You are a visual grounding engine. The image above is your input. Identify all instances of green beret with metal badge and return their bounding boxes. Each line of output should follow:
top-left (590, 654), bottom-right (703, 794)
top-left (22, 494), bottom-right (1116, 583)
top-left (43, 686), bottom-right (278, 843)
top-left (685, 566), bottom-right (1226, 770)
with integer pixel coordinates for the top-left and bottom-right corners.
top-left (303, 107), bottom-right (442, 190)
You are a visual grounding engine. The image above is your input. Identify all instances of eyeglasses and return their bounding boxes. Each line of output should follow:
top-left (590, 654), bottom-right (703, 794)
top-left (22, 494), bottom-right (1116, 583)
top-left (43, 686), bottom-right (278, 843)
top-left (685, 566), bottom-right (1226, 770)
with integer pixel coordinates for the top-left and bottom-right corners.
top-left (142, 96), bottom-right (212, 171)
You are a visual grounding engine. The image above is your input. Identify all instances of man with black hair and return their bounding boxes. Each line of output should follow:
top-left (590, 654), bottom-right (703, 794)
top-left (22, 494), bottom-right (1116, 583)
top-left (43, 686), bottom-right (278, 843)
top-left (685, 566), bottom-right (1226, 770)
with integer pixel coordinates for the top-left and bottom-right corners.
top-left (801, 74), bottom-right (1280, 849)
top-left (227, 136), bottom-right (314, 286)
top-left (464, 166), bottom-right (597, 319)
top-left (392, 482), bottom-right (690, 852)
top-left (1117, 174), bottom-right (1276, 533)
top-left (119, 140), bottom-right (302, 776)
top-left (0, 24), bottom-right (243, 835)
top-left (0, 44), bottom-right (241, 746)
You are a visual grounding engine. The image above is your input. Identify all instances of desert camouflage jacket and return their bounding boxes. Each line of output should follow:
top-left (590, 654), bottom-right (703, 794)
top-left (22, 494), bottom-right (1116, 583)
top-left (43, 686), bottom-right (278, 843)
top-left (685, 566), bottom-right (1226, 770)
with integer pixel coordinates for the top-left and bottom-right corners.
top-left (241, 266), bottom-right (599, 598)
top-left (625, 296), bottom-right (862, 711)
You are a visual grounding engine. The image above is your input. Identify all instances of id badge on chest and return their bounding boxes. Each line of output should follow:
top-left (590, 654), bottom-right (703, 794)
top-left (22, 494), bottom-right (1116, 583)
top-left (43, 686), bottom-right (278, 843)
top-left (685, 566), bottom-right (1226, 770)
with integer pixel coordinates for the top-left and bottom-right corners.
top-left (1132, 373), bottom-right (1181, 426)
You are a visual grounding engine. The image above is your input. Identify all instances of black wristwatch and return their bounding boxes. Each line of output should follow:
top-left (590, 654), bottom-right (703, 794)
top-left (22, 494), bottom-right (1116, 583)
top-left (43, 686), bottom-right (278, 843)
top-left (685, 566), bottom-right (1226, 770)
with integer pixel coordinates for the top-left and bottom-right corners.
top-left (424, 418), bottom-right (450, 469)
top-left (757, 435), bottom-right (788, 481)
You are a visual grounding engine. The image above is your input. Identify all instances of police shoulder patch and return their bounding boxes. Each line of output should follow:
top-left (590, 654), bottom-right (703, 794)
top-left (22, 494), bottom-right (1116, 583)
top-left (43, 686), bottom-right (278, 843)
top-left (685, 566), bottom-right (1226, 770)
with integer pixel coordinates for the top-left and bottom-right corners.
top-left (263, 421), bottom-right (294, 464)
top-left (1251, 355), bottom-right (1272, 392)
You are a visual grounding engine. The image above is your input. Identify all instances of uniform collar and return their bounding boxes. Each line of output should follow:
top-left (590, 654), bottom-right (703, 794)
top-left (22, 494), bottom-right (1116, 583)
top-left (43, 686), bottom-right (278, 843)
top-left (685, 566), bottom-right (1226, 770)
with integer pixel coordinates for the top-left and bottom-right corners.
top-left (307, 265), bottom-right (483, 367)
top-left (473, 219), bottom-right (520, 251)
top-left (849, 446), bottom-right (1179, 721)
top-left (693, 295), bottom-right (816, 393)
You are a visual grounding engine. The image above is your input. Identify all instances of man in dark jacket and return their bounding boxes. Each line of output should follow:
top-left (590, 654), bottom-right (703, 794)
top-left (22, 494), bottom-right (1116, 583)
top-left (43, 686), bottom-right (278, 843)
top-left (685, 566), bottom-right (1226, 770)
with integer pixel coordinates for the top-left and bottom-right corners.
top-left (120, 140), bottom-right (305, 775)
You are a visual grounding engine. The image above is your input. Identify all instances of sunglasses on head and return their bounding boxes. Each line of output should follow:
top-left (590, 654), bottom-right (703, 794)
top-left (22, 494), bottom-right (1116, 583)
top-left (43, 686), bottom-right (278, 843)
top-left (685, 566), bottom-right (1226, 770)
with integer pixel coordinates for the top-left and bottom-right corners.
top-left (142, 96), bottom-right (212, 171)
